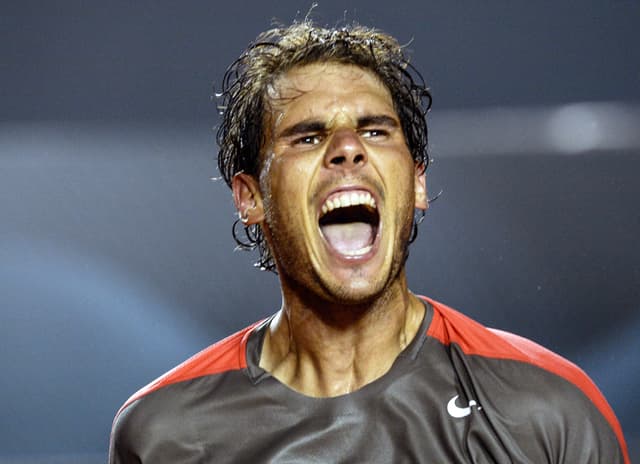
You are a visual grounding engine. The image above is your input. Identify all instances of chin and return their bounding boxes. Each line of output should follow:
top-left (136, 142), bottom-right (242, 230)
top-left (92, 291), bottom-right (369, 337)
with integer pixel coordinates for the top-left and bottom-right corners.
top-left (314, 265), bottom-right (396, 306)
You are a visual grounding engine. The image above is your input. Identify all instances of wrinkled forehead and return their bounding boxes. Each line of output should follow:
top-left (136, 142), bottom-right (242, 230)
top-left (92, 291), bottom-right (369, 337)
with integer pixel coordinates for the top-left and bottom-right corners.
top-left (263, 62), bottom-right (396, 129)
top-left (268, 62), bottom-right (391, 103)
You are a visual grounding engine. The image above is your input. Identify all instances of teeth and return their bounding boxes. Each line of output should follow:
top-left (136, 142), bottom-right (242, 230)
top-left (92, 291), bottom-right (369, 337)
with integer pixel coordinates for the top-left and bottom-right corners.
top-left (342, 245), bottom-right (373, 256)
top-left (321, 191), bottom-right (376, 215)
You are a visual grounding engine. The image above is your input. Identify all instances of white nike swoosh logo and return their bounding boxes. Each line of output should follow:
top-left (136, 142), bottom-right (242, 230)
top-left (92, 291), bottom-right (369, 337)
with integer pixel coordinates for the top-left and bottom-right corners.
top-left (447, 394), bottom-right (481, 418)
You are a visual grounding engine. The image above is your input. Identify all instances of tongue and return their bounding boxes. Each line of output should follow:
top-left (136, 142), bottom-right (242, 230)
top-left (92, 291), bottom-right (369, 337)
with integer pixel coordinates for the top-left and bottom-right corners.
top-left (320, 222), bottom-right (373, 254)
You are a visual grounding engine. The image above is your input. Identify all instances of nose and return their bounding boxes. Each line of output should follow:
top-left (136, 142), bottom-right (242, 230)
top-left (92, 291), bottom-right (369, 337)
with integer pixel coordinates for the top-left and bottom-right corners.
top-left (323, 129), bottom-right (368, 170)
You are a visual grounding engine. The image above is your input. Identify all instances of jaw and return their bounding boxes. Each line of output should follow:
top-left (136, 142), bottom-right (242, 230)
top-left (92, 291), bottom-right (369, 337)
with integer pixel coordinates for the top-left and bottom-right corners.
top-left (308, 215), bottom-right (412, 304)
top-left (266, 180), bottom-right (415, 307)
top-left (297, 181), bottom-right (416, 303)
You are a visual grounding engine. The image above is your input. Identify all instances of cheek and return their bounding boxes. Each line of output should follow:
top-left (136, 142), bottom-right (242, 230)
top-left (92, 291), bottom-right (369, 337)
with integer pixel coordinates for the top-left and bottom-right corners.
top-left (260, 157), bottom-right (309, 219)
top-left (387, 155), bottom-right (416, 192)
top-left (390, 164), bottom-right (418, 224)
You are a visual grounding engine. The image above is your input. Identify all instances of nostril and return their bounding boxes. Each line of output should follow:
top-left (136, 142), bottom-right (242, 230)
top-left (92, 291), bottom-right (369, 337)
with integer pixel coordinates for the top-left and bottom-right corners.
top-left (331, 155), bottom-right (347, 165)
top-left (354, 154), bottom-right (365, 164)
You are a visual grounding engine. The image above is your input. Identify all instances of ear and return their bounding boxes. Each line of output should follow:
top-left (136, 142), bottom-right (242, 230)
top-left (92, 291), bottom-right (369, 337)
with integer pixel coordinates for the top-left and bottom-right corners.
top-left (414, 162), bottom-right (428, 211)
top-left (232, 172), bottom-right (265, 225)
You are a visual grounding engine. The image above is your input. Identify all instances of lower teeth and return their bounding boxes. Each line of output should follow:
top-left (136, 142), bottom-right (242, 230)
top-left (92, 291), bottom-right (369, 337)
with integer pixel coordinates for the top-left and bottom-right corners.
top-left (342, 245), bottom-right (372, 256)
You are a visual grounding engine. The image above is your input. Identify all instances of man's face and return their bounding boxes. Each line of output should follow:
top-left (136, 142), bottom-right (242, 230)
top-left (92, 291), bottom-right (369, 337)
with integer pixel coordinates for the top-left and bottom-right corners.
top-left (240, 62), bottom-right (426, 304)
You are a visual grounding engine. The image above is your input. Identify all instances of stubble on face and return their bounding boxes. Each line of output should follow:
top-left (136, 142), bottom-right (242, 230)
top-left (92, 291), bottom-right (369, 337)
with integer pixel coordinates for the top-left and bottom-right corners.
top-left (256, 63), bottom-right (420, 309)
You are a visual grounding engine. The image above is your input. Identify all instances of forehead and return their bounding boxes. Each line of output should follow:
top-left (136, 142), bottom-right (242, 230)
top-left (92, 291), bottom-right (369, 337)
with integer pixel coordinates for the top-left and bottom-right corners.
top-left (267, 62), bottom-right (396, 126)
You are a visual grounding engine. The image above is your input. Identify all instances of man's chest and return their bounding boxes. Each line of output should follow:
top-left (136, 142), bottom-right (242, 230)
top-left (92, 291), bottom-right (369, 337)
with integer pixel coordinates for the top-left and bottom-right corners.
top-left (138, 367), bottom-right (527, 464)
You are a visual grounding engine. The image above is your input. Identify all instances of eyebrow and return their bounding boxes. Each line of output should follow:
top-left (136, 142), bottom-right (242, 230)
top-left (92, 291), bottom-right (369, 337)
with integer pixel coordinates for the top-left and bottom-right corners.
top-left (277, 114), bottom-right (400, 139)
top-left (277, 120), bottom-right (327, 139)
top-left (357, 115), bottom-right (399, 129)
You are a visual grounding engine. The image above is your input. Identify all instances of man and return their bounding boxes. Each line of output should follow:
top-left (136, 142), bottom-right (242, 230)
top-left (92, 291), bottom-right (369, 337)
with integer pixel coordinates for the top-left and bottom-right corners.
top-left (109, 21), bottom-right (629, 463)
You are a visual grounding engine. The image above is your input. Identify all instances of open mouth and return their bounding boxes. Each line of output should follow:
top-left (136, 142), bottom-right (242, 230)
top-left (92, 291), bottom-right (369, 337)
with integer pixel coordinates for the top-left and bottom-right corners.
top-left (318, 190), bottom-right (380, 257)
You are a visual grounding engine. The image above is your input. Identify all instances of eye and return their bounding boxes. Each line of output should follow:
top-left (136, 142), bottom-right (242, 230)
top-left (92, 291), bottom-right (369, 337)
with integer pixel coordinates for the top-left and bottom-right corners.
top-left (361, 128), bottom-right (389, 139)
top-left (293, 134), bottom-right (324, 146)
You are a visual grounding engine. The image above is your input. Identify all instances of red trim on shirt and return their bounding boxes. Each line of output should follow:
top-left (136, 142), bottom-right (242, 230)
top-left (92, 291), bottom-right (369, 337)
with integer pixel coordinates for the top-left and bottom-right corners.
top-left (115, 320), bottom-right (263, 417)
top-left (421, 296), bottom-right (629, 464)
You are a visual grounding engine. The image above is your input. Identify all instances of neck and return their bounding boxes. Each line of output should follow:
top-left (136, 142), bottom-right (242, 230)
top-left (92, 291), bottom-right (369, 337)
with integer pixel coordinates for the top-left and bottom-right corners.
top-left (259, 272), bottom-right (425, 397)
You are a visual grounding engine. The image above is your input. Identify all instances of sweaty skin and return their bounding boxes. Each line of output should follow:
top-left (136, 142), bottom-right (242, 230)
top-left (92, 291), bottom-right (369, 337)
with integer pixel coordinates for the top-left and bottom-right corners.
top-left (232, 63), bottom-right (428, 397)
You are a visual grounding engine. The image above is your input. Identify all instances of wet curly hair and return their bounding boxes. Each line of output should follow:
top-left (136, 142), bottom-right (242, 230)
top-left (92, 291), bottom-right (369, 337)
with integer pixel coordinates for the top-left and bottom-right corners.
top-left (216, 20), bottom-right (432, 272)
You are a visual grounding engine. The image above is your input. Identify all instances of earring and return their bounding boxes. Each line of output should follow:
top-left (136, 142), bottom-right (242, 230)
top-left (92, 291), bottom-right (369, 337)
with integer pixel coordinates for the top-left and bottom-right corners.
top-left (240, 210), bottom-right (249, 224)
top-left (240, 204), bottom-right (256, 224)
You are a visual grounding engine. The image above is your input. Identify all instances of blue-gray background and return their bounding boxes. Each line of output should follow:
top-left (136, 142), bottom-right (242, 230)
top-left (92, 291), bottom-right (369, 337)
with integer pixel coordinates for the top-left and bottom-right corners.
top-left (1, 1), bottom-right (638, 462)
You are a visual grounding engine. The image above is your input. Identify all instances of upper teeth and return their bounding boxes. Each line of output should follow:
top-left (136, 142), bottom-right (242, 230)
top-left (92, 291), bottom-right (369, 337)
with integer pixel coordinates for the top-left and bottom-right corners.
top-left (321, 191), bottom-right (376, 215)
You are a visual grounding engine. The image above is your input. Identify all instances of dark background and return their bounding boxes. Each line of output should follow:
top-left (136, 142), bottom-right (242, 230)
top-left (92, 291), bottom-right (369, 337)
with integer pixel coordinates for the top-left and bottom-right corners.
top-left (1, 1), bottom-right (638, 462)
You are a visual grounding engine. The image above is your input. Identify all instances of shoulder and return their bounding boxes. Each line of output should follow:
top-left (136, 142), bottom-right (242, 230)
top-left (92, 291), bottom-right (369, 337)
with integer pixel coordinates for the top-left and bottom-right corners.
top-left (422, 296), bottom-right (607, 406)
top-left (424, 296), bottom-right (587, 376)
top-left (109, 320), bottom-right (265, 463)
top-left (420, 296), bottom-right (629, 463)
top-left (118, 319), bottom-right (263, 413)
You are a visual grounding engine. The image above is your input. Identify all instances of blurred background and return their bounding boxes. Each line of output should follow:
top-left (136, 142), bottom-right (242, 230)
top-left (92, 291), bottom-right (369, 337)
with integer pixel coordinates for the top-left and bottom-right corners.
top-left (1, 1), bottom-right (638, 462)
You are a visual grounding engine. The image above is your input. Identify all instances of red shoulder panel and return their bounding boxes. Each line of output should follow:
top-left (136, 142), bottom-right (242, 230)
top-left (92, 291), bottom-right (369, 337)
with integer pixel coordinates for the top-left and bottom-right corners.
top-left (421, 296), bottom-right (629, 464)
top-left (115, 320), bottom-right (264, 417)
